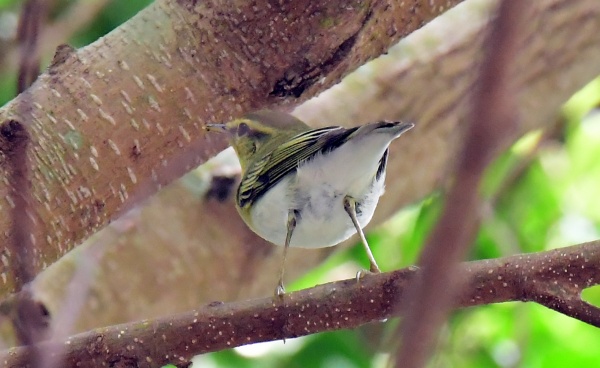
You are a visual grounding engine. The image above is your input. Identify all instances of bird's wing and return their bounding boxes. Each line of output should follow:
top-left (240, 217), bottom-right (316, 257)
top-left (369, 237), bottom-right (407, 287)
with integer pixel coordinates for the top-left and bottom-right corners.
top-left (237, 125), bottom-right (359, 208)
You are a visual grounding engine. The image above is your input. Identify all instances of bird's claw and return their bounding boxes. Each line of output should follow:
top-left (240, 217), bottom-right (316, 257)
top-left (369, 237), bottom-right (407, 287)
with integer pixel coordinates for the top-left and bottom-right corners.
top-left (356, 267), bottom-right (381, 282)
top-left (275, 284), bottom-right (286, 298)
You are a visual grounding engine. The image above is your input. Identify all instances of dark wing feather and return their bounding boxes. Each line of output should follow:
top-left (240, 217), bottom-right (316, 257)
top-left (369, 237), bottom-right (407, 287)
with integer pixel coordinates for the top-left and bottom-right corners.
top-left (237, 126), bottom-right (359, 208)
top-left (376, 148), bottom-right (389, 180)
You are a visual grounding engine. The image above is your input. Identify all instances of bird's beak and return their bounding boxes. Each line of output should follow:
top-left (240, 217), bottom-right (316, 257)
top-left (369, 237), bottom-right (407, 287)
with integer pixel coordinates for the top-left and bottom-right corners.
top-left (204, 123), bottom-right (227, 133)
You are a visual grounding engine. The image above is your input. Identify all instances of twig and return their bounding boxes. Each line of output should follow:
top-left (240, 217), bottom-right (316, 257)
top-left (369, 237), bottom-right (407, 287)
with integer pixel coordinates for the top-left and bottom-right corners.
top-left (16, 0), bottom-right (47, 92)
top-left (394, 1), bottom-right (528, 367)
top-left (0, 241), bottom-right (599, 367)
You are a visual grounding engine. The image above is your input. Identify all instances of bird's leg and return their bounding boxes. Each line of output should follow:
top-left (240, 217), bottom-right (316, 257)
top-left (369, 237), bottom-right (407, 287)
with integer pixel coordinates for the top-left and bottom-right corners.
top-left (343, 196), bottom-right (381, 274)
top-left (276, 210), bottom-right (297, 297)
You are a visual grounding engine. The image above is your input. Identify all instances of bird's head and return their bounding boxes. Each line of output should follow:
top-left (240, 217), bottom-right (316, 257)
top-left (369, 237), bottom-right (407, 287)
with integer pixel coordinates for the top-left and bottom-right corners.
top-left (206, 110), bottom-right (309, 169)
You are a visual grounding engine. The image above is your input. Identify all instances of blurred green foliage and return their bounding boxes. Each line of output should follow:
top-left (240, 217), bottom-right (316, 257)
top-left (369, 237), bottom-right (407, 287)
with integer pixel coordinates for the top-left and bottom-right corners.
top-left (1, 2), bottom-right (600, 368)
top-left (0, 0), bottom-right (19, 10)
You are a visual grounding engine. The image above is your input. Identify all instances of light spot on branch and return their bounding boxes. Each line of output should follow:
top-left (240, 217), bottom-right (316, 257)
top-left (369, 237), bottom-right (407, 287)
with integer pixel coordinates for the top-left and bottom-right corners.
top-left (129, 119), bottom-right (139, 131)
top-left (148, 96), bottom-right (161, 112)
top-left (79, 76), bottom-right (92, 89)
top-left (147, 74), bottom-right (163, 93)
top-left (90, 94), bottom-right (103, 106)
top-left (185, 87), bottom-right (197, 104)
top-left (133, 75), bottom-right (145, 90)
top-left (179, 125), bottom-right (192, 142)
top-left (65, 189), bottom-right (77, 205)
top-left (5, 195), bottom-right (15, 208)
top-left (99, 108), bottom-right (116, 126)
top-left (127, 167), bottom-right (137, 184)
top-left (74, 187), bottom-right (89, 201)
top-left (156, 122), bottom-right (165, 135)
top-left (63, 118), bottom-right (75, 130)
top-left (121, 101), bottom-right (134, 115)
top-left (89, 157), bottom-right (99, 171)
top-left (120, 183), bottom-right (129, 201)
top-left (120, 90), bottom-right (132, 104)
top-left (183, 108), bottom-right (192, 120)
top-left (45, 113), bottom-right (57, 125)
top-left (107, 139), bottom-right (121, 156)
top-left (77, 109), bottom-right (88, 121)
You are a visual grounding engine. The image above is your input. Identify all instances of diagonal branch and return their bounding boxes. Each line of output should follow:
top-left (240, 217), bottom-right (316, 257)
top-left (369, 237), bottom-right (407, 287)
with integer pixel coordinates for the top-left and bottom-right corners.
top-left (1, 241), bottom-right (600, 367)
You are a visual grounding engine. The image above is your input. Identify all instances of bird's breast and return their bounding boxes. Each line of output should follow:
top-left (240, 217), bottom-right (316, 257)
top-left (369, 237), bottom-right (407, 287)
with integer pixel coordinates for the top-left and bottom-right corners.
top-left (245, 132), bottom-right (393, 248)
top-left (247, 170), bottom-right (385, 248)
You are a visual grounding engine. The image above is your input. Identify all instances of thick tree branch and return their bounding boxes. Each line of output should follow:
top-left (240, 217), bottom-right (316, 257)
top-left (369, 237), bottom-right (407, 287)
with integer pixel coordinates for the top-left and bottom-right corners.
top-left (2, 242), bottom-right (599, 367)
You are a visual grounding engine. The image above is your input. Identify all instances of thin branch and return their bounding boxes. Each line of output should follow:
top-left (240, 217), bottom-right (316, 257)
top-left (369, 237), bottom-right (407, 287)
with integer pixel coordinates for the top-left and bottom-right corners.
top-left (395, 1), bottom-right (528, 367)
top-left (536, 299), bottom-right (600, 327)
top-left (16, 0), bottom-right (46, 93)
top-left (1, 241), bottom-right (599, 367)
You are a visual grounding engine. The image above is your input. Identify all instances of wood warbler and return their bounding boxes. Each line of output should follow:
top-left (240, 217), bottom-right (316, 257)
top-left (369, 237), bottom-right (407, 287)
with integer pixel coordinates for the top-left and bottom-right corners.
top-left (206, 110), bottom-right (414, 295)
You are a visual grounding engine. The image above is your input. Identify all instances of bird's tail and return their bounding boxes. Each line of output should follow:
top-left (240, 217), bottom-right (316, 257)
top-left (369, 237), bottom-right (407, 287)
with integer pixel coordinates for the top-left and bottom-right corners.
top-left (353, 120), bottom-right (414, 139)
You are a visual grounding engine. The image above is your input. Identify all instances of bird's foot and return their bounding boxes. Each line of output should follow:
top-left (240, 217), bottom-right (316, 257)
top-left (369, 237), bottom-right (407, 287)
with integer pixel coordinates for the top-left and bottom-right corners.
top-left (355, 266), bottom-right (381, 282)
top-left (274, 282), bottom-right (286, 299)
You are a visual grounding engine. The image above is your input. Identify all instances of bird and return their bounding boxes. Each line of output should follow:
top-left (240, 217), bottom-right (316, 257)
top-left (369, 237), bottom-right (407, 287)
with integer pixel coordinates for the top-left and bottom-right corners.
top-left (206, 110), bottom-right (414, 295)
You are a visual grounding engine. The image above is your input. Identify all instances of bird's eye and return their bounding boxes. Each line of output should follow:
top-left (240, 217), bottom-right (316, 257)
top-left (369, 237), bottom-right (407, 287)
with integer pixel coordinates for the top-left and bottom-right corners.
top-left (237, 122), bottom-right (251, 136)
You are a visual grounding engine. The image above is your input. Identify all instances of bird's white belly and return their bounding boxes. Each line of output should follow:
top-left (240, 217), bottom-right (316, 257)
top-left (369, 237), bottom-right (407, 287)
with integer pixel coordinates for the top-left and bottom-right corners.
top-left (248, 166), bottom-right (385, 249)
